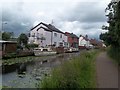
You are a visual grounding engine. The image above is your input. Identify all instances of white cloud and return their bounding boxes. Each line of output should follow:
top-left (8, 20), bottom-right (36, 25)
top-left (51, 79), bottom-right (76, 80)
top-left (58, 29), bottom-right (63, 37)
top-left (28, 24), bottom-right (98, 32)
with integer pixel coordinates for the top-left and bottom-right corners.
top-left (2, 0), bottom-right (111, 38)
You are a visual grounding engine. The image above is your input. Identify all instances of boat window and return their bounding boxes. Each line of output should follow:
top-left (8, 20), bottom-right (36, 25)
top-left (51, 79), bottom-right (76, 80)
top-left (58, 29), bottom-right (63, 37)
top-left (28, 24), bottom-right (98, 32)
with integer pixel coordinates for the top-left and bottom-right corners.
top-left (35, 49), bottom-right (41, 51)
top-left (43, 49), bottom-right (48, 51)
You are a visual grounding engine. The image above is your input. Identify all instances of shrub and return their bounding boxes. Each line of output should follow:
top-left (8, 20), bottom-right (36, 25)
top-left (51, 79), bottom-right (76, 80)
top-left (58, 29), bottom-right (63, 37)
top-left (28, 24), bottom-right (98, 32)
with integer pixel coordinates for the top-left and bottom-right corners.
top-left (26, 44), bottom-right (38, 49)
top-left (107, 46), bottom-right (120, 64)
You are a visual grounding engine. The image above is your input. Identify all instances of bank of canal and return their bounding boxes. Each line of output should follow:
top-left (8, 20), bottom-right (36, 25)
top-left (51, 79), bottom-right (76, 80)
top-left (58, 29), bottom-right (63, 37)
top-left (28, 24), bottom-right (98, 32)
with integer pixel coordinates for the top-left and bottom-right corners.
top-left (1, 52), bottom-right (80, 88)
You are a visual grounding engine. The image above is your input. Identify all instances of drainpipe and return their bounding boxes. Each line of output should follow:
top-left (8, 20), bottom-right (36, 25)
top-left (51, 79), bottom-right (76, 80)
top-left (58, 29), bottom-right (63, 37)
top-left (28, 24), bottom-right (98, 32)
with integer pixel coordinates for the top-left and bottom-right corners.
top-left (51, 31), bottom-right (53, 47)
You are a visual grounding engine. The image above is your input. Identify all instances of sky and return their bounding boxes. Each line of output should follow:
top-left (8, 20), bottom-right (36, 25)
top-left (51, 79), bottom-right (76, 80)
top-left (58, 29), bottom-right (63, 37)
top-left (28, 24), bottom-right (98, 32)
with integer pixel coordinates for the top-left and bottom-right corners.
top-left (1, 0), bottom-right (111, 39)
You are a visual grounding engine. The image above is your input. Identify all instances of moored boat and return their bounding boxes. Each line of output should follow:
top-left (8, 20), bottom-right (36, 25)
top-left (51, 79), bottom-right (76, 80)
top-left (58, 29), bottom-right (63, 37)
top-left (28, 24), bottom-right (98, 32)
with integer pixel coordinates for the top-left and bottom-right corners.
top-left (33, 47), bottom-right (57, 56)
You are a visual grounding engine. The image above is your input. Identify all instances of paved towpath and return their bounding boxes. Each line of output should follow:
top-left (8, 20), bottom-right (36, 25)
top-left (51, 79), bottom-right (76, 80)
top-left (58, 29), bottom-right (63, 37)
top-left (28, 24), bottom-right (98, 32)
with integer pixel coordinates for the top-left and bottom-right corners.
top-left (96, 52), bottom-right (119, 88)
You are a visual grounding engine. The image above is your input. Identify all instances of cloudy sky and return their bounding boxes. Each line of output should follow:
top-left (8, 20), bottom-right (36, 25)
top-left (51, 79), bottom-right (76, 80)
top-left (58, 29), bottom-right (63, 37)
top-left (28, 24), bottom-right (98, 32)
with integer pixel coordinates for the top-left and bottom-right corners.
top-left (1, 0), bottom-right (111, 39)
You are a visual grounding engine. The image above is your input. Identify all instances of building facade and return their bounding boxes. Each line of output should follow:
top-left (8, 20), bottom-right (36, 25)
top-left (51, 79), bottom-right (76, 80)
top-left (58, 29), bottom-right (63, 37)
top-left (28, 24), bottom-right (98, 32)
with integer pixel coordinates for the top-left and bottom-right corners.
top-left (79, 35), bottom-right (93, 48)
top-left (28, 22), bottom-right (68, 47)
top-left (65, 32), bottom-right (79, 48)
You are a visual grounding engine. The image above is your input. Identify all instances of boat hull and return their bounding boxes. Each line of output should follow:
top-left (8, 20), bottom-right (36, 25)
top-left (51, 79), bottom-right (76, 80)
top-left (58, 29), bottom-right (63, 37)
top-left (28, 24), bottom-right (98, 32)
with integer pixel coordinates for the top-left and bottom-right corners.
top-left (34, 50), bottom-right (57, 56)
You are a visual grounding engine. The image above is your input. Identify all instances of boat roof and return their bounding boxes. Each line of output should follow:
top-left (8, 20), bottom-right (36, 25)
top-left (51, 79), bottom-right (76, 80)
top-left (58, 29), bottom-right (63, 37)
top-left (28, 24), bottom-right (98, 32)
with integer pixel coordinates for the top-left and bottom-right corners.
top-left (0, 40), bottom-right (17, 43)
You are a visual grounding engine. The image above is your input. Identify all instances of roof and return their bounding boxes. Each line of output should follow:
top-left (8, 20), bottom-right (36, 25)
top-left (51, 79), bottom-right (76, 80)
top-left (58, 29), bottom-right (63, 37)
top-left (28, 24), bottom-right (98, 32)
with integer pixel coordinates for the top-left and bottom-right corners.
top-left (79, 35), bottom-right (89, 41)
top-left (65, 32), bottom-right (79, 38)
top-left (37, 26), bottom-right (52, 32)
top-left (31, 22), bottom-right (47, 30)
top-left (0, 40), bottom-right (17, 43)
top-left (89, 39), bottom-right (102, 46)
top-left (47, 24), bottom-right (64, 34)
top-left (31, 22), bottom-right (64, 34)
top-left (70, 33), bottom-right (79, 38)
top-left (83, 37), bottom-right (89, 41)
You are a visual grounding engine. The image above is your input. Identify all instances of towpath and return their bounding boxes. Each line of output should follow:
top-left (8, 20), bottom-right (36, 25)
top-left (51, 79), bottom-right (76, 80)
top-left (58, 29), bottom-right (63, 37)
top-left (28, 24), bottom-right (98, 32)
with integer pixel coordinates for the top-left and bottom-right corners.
top-left (96, 52), bottom-right (119, 88)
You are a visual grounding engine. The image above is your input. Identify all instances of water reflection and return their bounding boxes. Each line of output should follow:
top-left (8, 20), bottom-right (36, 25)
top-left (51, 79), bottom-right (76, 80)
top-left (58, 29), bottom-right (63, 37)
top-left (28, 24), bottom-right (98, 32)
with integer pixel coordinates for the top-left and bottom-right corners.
top-left (2, 64), bottom-right (17, 74)
top-left (17, 63), bottom-right (27, 75)
top-left (2, 52), bottom-right (80, 88)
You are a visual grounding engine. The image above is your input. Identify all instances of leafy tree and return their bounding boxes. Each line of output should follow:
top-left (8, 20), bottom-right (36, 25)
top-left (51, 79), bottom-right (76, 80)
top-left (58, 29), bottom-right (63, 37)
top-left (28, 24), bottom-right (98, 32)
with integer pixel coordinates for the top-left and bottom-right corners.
top-left (101, 1), bottom-right (120, 47)
top-left (100, 1), bottom-right (120, 63)
top-left (2, 32), bottom-right (14, 41)
top-left (17, 33), bottom-right (28, 47)
top-left (100, 33), bottom-right (110, 46)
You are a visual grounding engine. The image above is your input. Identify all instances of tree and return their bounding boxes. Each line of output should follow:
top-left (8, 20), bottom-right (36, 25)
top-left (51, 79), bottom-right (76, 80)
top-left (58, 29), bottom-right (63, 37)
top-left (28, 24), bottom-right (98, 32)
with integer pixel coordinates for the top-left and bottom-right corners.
top-left (100, 33), bottom-right (111, 46)
top-left (100, 1), bottom-right (120, 63)
top-left (18, 33), bottom-right (28, 47)
top-left (101, 1), bottom-right (120, 47)
top-left (2, 32), bottom-right (14, 41)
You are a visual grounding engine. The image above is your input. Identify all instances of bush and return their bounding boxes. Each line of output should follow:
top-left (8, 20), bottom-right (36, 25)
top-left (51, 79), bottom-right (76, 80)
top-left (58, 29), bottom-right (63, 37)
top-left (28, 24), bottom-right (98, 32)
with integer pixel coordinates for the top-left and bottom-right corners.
top-left (39, 50), bottom-right (98, 88)
top-left (3, 52), bottom-right (17, 59)
top-left (26, 44), bottom-right (38, 49)
top-left (107, 46), bottom-right (120, 64)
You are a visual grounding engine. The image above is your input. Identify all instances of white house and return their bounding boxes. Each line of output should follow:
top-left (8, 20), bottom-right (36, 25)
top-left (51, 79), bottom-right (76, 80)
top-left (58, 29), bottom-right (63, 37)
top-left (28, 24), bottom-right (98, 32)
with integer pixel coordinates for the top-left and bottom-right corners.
top-left (28, 22), bottom-right (68, 47)
top-left (79, 35), bottom-right (93, 48)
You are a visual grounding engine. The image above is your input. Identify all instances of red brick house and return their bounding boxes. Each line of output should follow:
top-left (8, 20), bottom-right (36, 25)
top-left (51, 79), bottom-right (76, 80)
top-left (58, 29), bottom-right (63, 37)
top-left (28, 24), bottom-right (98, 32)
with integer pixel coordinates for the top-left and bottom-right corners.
top-left (65, 32), bottom-right (79, 48)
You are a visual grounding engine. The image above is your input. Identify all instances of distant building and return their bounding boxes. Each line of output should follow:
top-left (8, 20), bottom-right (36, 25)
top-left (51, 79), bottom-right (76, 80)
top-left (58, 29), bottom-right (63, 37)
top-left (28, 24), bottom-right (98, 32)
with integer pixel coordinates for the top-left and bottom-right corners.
top-left (65, 32), bottom-right (79, 48)
top-left (79, 35), bottom-right (93, 48)
top-left (89, 39), bottom-right (106, 48)
top-left (28, 22), bottom-right (68, 47)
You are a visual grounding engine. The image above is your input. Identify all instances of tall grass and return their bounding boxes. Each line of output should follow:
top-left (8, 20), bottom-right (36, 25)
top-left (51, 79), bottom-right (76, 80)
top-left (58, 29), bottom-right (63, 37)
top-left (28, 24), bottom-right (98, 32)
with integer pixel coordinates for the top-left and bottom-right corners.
top-left (39, 50), bottom-right (98, 88)
top-left (107, 46), bottom-right (120, 64)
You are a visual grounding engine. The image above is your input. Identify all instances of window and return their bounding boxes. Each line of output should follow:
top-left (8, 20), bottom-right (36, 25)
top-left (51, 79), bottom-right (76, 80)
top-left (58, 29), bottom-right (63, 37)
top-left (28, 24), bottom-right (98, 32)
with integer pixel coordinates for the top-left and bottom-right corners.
top-left (60, 34), bottom-right (62, 38)
top-left (54, 33), bottom-right (57, 37)
top-left (32, 33), bottom-right (35, 37)
top-left (64, 42), bottom-right (67, 45)
top-left (43, 49), bottom-right (48, 51)
top-left (59, 42), bottom-right (63, 47)
top-left (37, 33), bottom-right (39, 36)
top-left (37, 33), bottom-right (40, 39)
top-left (54, 42), bottom-right (57, 46)
top-left (72, 37), bottom-right (74, 40)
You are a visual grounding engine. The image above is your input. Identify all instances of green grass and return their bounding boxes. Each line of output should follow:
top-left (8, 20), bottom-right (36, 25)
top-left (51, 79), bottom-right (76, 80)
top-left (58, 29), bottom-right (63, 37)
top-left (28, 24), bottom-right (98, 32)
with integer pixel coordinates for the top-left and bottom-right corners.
top-left (39, 50), bottom-right (98, 88)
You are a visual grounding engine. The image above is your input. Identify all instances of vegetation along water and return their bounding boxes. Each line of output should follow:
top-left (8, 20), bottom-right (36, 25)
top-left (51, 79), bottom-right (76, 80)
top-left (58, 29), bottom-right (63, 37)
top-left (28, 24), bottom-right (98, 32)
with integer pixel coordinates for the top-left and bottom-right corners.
top-left (39, 50), bottom-right (99, 88)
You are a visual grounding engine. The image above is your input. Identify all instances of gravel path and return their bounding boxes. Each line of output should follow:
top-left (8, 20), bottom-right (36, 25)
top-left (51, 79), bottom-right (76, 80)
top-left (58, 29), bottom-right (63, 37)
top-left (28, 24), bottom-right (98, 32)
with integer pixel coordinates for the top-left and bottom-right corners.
top-left (96, 52), bottom-right (119, 88)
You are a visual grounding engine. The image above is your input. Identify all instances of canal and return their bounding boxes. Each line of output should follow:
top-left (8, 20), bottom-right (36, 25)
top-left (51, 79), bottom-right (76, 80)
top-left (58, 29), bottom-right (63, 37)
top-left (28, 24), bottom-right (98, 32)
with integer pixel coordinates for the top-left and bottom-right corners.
top-left (1, 52), bottom-right (80, 88)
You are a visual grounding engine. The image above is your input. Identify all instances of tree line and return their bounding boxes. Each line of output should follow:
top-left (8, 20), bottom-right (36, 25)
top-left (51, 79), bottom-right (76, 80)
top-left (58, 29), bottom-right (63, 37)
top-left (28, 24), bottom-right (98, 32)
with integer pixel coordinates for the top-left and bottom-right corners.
top-left (1, 31), bottom-right (39, 50)
top-left (100, 1), bottom-right (120, 63)
top-left (1, 32), bottom-right (28, 45)
top-left (100, 1), bottom-right (120, 47)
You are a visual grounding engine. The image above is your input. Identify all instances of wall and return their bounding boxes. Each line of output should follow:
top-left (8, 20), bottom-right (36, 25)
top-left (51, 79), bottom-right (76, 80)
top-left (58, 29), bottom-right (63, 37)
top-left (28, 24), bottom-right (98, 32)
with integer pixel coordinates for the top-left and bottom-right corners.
top-left (2, 42), bottom-right (17, 54)
top-left (44, 30), bottom-right (52, 46)
top-left (52, 32), bottom-right (66, 47)
top-left (29, 24), bottom-right (68, 48)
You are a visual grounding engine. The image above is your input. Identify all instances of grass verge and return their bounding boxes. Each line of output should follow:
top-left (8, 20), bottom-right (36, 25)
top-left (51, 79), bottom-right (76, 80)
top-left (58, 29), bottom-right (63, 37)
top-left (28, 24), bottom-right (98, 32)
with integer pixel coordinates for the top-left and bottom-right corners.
top-left (2, 54), bottom-right (57, 65)
top-left (39, 50), bottom-right (98, 88)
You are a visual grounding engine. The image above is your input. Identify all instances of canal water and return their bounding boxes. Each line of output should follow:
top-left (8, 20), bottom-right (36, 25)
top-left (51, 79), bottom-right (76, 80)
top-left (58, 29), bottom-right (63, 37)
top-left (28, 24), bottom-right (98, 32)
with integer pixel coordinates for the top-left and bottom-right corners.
top-left (1, 52), bottom-right (80, 88)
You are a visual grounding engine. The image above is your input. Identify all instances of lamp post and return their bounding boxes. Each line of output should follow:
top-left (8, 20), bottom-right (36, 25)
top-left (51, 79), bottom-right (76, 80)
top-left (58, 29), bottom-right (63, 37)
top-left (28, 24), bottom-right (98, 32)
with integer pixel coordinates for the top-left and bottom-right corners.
top-left (2, 21), bottom-right (7, 32)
